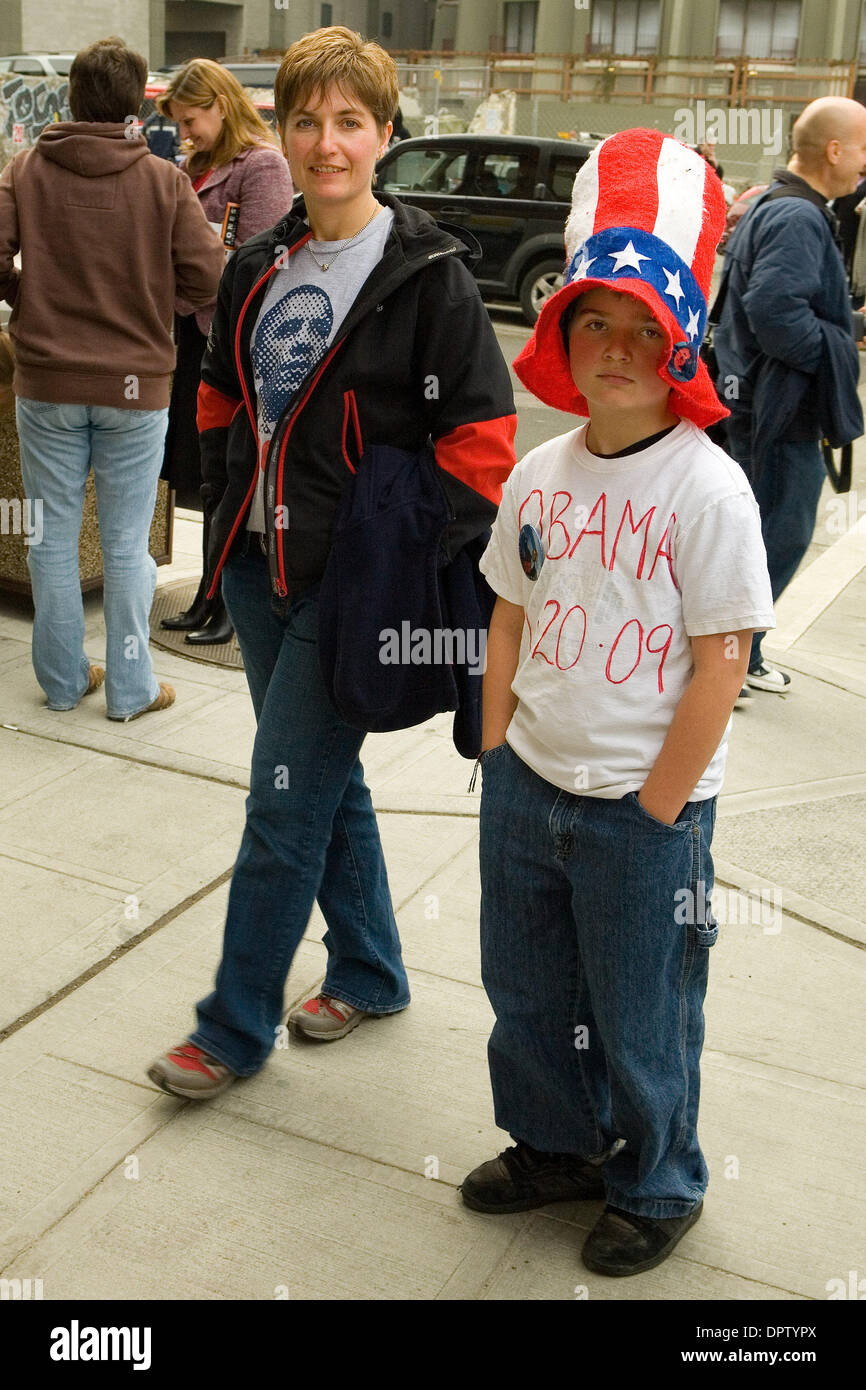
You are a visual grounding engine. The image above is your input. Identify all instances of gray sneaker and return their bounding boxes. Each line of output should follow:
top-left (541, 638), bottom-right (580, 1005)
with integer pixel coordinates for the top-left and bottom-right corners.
top-left (288, 992), bottom-right (370, 1041)
top-left (147, 1041), bottom-right (236, 1099)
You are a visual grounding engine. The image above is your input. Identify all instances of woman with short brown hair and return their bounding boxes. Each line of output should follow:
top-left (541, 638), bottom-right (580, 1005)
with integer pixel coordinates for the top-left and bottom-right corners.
top-left (148, 26), bottom-right (516, 1097)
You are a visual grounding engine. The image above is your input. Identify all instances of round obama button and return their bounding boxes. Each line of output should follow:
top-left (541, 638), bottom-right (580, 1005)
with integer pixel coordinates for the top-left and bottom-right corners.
top-left (519, 523), bottom-right (545, 581)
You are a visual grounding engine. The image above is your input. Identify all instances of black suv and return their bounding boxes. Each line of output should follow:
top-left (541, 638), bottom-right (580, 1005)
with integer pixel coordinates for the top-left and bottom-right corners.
top-left (375, 134), bottom-right (596, 324)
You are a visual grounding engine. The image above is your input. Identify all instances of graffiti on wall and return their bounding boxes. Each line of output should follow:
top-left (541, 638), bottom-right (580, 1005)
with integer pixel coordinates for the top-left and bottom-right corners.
top-left (0, 76), bottom-right (71, 168)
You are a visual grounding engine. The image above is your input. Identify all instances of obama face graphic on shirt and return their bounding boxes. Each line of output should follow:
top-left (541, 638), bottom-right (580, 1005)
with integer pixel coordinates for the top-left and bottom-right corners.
top-left (252, 284), bottom-right (334, 432)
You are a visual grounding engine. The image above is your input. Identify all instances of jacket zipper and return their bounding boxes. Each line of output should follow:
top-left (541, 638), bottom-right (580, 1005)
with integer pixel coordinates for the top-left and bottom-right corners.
top-left (265, 337), bottom-right (347, 597)
top-left (206, 232), bottom-right (311, 598)
top-left (341, 389), bottom-right (363, 474)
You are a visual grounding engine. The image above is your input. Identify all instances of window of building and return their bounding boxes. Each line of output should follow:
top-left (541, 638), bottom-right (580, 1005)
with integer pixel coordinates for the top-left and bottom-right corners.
top-left (321, 3), bottom-right (333, 24)
top-left (504, 1), bottom-right (538, 54)
top-left (717, 0), bottom-right (801, 60)
top-left (589, 0), bottom-right (661, 56)
top-left (382, 11), bottom-right (393, 38)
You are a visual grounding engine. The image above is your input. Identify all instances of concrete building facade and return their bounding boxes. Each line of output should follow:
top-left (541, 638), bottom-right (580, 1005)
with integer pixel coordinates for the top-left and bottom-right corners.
top-left (431, 1), bottom-right (866, 65)
top-left (0, 0), bottom-right (433, 69)
top-left (3, 2), bottom-right (866, 69)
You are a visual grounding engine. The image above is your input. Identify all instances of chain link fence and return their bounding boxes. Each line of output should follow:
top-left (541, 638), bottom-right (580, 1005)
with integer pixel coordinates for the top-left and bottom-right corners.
top-left (0, 64), bottom-right (793, 194)
top-left (394, 64), bottom-right (605, 142)
top-left (390, 58), bottom-right (841, 190)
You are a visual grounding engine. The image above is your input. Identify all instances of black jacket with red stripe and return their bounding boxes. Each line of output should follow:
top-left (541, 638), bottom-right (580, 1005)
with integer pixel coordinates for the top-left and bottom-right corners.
top-left (196, 191), bottom-right (517, 606)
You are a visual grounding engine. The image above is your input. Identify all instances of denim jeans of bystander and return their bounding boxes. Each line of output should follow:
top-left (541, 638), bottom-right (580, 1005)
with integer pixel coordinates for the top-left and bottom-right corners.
top-left (725, 415), bottom-right (826, 671)
top-left (16, 398), bottom-right (168, 718)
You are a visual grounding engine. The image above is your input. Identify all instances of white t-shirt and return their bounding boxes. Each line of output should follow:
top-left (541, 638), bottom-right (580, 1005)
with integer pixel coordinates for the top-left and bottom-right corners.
top-left (246, 205), bottom-right (394, 531)
top-left (480, 420), bottom-right (775, 799)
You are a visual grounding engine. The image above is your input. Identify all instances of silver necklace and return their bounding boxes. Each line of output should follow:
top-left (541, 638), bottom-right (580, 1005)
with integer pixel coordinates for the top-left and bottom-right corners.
top-left (306, 206), bottom-right (380, 271)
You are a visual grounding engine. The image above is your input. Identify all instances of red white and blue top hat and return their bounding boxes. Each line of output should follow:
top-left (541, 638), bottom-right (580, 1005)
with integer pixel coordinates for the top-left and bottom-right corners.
top-left (514, 127), bottom-right (728, 428)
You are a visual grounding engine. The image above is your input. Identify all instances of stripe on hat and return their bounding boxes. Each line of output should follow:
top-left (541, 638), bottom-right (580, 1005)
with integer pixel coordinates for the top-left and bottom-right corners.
top-left (652, 138), bottom-right (707, 268)
top-left (593, 129), bottom-right (660, 240)
top-left (564, 141), bottom-right (602, 259)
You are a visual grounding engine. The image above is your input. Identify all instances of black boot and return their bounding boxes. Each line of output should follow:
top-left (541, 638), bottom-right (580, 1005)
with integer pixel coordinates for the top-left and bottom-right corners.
top-left (160, 572), bottom-right (211, 630)
top-left (161, 509), bottom-right (213, 631)
top-left (184, 591), bottom-right (234, 646)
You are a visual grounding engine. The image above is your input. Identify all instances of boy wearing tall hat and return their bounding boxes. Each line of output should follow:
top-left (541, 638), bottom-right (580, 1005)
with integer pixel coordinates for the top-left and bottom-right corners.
top-left (461, 130), bottom-right (775, 1276)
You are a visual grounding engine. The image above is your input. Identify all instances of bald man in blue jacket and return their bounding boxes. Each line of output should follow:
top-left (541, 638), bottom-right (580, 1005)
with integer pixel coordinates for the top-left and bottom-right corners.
top-left (715, 96), bottom-right (866, 693)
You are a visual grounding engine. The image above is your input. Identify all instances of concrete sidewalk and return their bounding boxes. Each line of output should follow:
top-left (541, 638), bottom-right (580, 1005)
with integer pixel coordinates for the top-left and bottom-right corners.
top-left (1, 492), bottom-right (864, 1302)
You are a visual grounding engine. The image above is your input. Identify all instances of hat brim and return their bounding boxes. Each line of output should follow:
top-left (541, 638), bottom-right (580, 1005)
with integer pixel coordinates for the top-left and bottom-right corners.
top-left (514, 276), bottom-right (729, 430)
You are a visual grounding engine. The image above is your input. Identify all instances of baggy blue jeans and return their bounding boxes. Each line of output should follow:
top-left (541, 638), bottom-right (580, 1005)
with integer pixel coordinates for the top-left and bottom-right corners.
top-left (15, 398), bottom-right (168, 718)
top-left (725, 416), bottom-right (826, 671)
top-left (479, 742), bottom-right (718, 1220)
top-left (190, 542), bottom-right (409, 1075)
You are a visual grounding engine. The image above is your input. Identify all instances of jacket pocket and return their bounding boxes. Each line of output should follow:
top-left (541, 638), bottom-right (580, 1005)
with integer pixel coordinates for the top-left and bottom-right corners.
top-left (341, 390), bottom-right (363, 474)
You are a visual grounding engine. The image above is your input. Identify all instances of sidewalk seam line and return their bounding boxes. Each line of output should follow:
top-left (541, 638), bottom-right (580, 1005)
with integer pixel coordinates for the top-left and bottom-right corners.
top-left (712, 873), bottom-right (865, 950)
top-left (0, 724), bottom-right (250, 791)
top-left (704, 1049), bottom-right (866, 1094)
top-left (0, 1105), bottom-right (186, 1276)
top-left (2, 725), bottom-right (484, 812)
top-left (0, 867), bottom-right (234, 1044)
top-left (212, 1105), bottom-right (467, 1193)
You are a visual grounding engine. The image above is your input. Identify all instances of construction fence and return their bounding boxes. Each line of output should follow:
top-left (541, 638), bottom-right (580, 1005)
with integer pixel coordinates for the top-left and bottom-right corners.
top-left (3, 48), bottom-right (862, 190)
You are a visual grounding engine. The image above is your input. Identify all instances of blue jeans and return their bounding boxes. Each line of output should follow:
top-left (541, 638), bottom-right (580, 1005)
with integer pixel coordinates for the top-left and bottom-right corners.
top-left (191, 544), bottom-right (409, 1075)
top-left (726, 416), bottom-right (825, 670)
top-left (15, 398), bottom-right (168, 718)
top-left (479, 742), bottom-right (718, 1220)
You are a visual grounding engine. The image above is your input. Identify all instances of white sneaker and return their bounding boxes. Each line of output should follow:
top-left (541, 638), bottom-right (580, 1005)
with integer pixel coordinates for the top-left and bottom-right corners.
top-left (734, 684), bottom-right (752, 708)
top-left (745, 664), bottom-right (791, 692)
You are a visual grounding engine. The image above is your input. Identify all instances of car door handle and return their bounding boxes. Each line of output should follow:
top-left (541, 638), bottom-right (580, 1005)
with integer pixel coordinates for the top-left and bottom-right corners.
top-left (438, 206), bottom-right (468, 217)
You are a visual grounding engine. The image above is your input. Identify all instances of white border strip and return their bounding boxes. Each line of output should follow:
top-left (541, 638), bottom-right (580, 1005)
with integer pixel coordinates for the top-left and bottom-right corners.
top-left (769, 511), bottom-right (866, 650)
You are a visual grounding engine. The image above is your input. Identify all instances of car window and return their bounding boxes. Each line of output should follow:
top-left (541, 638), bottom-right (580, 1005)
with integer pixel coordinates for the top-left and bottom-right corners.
top-left (51, 58), bottom-right (74, 75)
top-left (11, 58), bottom-right (45, 74)
top-left (379, 146), bottom-right (469, 195)
top-left (545, 155), bottom-right (585, 202)
top-left (467, 149), bottom-right (538, 199)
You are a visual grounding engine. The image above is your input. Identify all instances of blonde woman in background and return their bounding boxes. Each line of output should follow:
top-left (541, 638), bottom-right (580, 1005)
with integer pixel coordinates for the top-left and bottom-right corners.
top-left (158, 60), bottom-right (294, 644)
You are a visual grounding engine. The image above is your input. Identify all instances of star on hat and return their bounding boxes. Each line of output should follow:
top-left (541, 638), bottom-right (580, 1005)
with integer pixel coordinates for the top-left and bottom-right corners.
top-left (685, 306), bottom-right (702, 340)
top-left (572, 250), bottom-right (596, 281)
top-left (662, 267), bottom-right (684, 307)
top-left (609, 240), bottom-right (649, 274)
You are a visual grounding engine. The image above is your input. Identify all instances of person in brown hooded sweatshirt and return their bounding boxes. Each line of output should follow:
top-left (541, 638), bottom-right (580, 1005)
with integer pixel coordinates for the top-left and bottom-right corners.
top-left (0, 36), bottom-right (225, 720)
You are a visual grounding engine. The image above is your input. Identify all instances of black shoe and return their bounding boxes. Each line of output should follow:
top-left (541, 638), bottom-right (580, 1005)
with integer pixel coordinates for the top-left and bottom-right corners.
top-left (161, 599), bottom-right (211, 631)
top-left (160, 577), bottom-right (211, 631)
top-left (460, 1141), bottom-right (606, 1214)
top-left (184, 602), bottom-right (234, 646)
top-left (581, 1201), bottom-right (703, 1276)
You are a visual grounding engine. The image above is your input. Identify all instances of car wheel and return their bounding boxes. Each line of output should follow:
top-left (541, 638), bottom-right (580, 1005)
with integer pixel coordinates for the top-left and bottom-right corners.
top-left (519, 258), bottom-right (565, 325)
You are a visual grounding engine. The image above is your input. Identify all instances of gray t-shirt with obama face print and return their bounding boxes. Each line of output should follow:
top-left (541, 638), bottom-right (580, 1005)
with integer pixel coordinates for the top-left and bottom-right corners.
top-left (246, 205), bottom-right (394, 532)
